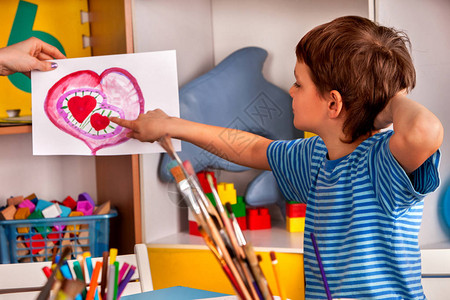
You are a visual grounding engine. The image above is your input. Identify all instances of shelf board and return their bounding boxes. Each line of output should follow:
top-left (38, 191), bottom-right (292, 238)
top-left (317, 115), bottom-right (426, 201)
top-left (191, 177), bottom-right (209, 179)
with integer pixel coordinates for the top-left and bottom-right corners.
top-left (147, 220), bottom-right (304, 254)
top-left (0, 125), bottom-right (32, 135)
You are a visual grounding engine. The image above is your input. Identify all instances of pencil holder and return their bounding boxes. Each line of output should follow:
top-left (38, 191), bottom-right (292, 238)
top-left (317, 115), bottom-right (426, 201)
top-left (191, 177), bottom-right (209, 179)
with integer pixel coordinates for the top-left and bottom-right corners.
top-left (0, 208), bottom-right (117, 263)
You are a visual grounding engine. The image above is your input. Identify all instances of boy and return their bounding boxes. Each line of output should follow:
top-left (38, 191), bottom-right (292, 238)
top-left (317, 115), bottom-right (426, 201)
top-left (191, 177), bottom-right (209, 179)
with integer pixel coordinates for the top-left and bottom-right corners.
top-left (111, 16), bottom-right (443, 299)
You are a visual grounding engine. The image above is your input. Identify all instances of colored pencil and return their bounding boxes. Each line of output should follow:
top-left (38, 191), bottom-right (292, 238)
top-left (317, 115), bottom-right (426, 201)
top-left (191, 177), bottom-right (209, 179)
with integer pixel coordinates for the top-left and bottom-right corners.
top-left (270, 251), bottom-right (286, 300)
top-left (310, 232), bottom-right (332, 300)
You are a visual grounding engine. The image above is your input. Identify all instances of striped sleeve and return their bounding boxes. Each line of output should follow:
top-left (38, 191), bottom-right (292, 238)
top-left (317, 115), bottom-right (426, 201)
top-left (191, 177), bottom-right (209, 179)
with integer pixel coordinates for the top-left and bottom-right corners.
top-left (369, 133), bottom-right (441, 218)
top-left (267, 136), bottom-right (324, 203)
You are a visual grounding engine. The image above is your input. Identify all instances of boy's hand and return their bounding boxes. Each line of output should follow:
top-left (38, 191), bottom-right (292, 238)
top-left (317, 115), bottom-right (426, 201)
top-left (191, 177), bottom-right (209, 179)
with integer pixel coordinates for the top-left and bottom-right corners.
top-left (110, 109), bottom-right (173, 142)
top-left (374, 90), bottom-right (407, 130)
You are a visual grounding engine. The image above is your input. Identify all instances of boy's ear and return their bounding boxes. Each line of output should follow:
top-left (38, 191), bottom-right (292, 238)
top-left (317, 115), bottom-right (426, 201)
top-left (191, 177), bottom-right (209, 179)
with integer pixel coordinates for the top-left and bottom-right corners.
top-left (327, 90), bottom-right (343, 118)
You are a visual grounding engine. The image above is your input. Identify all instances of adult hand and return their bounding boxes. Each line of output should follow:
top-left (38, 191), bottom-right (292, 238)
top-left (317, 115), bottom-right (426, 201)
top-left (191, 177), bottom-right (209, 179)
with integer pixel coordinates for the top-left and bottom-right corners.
top-left (0, 37), bottom-right (66, 77)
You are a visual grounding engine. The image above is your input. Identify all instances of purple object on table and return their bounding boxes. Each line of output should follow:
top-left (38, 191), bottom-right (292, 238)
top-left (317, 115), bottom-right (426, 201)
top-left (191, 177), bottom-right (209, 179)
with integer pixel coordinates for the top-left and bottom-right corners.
top-left (310, 232), bottom-right (332, 300)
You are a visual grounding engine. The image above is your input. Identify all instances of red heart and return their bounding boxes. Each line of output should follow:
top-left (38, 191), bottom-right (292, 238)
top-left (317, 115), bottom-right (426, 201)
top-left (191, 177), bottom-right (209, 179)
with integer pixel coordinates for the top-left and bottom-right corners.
top-left (90, 113), bottom-right (110, 131)
top-left (68, 95), bottom-right (96, 123)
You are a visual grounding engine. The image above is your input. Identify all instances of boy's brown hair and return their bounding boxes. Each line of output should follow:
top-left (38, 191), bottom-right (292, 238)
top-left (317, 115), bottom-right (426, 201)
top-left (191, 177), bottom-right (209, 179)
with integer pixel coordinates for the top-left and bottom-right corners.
top-left (296, 16), bottom-right (416, 143)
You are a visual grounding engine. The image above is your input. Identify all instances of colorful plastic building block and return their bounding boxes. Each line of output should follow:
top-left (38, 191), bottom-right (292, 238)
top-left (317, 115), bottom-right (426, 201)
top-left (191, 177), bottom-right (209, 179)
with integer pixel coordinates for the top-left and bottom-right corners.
top-left (188, 209), bottom-right (201, 236)
top-left (28, 210), bottom-right (52, 236)
top-left (24, 193), bottom-right (38, 205)
top-left (77, 200), bottom-right (94, 216)
top-left (63, 196), bottom-right (77, 210)
top-left (286, 202), bottom-right (306, 218)
top-left (14, 207), bottom-right (31, 234)
top-left (67, 211), bottom-right (84, 233)
top-left (18, 199), bottom-right (36, 213)
top-left (196, 171), bottom-right (217, 194)
top-left (217, 182), bottom-right (237, 205)
top-left (35, 199), bottom-right (53, 212)
top-left (286, 216), bottom-right (305, 232)
top-left (231, 196), bottom-right (246, 218)
top-left (236, 216), bottom-right (247, 231)
top-left (247, 207), bottom-right (271, 230)
top-left (0, 205), bottom-right (16, 220)
top-left (78, 192), bottom-right (95, 207)
top-left (24, 234), bottom-right (46, 255)
top-left (7, 195), bottom-right (24, 206)
top-left (42, 203), bottom-right (62, 219)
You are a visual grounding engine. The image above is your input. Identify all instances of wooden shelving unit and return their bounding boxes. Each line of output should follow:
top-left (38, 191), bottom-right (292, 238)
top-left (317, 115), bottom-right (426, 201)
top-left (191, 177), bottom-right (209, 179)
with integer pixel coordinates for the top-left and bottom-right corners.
top-left (0, 125), bottom-right (32, 135)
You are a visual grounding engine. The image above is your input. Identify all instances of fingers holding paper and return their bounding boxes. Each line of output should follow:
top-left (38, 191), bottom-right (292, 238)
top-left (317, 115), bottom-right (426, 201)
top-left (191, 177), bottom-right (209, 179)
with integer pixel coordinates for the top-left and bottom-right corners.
top-left (110, 109), bottom-right (173, 142)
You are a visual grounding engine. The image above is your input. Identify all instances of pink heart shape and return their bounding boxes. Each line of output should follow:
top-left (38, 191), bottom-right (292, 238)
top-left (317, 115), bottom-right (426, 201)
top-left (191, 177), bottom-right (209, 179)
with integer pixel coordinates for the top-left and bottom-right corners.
top-left (44, 68), bottom-right (144, 154)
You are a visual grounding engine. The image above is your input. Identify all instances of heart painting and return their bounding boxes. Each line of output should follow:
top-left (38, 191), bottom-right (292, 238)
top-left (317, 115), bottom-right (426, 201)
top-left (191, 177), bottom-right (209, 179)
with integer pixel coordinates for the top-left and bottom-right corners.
top-left (44, 68), bottom-right (144, 155)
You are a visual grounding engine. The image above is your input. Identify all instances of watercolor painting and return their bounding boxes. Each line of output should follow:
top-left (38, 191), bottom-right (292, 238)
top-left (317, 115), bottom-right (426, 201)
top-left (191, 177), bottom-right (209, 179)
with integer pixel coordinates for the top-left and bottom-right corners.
top-left (44, 68), bottom-right (144, 155)
top-left (32, 50), bottom-right (180, 156)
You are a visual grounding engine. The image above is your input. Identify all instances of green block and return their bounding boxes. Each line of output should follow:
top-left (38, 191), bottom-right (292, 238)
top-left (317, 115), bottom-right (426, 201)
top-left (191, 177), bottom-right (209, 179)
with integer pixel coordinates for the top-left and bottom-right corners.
top-left (205, 193), bottom-right (216, 207)
top-left (27, 210), bottom-right (51, 236)
top-left (232, 196), bottom-right (246, 218)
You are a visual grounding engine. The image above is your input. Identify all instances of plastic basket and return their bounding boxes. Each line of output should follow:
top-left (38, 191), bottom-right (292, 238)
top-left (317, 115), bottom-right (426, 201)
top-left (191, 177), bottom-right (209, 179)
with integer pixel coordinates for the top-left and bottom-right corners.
top-left (0, 208), bottom-right (117, 264)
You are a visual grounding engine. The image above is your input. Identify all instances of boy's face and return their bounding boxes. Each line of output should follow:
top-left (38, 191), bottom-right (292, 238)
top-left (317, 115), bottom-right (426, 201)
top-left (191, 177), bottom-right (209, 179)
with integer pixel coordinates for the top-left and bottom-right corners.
top-left (289, 61), bottom-right (327, 133)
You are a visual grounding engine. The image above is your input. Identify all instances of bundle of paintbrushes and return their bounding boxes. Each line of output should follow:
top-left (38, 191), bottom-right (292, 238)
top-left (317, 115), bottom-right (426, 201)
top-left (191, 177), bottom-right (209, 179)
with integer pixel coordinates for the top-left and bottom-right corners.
top-left (159, 135), bottom-right (277, 300)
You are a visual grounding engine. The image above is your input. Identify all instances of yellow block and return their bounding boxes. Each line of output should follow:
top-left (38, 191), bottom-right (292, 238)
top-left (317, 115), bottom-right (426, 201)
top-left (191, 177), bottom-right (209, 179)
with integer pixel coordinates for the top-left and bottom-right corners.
top-left (217, 182), bottom-right (237, 205)
top-left (0, 0), bottom-right (91, 118)
top-left (304, 131), bottom-right (317, 138)
top-left (66, 211), bottom-right (84, 232)
top-left (286, 216), bottom-right (305, 232)
top-left (147, 247), bottom-right (305, 300)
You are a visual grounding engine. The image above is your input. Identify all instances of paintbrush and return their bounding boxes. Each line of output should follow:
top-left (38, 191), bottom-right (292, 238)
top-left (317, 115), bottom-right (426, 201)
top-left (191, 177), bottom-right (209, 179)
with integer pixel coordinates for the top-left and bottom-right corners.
top-left (170, 164), bottom-right (210, 237)
top-left (243, 244), bottom-right (272, 300)
top-left (37, 246), bottom-right (72, 300)
top-left (198, 225), bottom-right (245, 299)
top-left (183, 161), bottom-right (224, 229)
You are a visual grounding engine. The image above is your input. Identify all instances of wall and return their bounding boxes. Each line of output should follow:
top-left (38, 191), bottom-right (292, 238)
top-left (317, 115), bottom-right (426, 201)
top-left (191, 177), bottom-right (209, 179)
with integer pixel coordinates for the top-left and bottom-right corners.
top-left (377, 0), bottom-right (450, 248)
top-left (0, 133), bottom-right (96, 204)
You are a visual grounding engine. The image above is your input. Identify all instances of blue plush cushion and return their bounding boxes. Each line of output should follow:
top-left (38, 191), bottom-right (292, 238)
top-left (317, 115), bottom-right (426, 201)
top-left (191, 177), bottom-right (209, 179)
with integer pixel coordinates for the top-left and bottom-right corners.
top-left (159, 47), bottom-right (302, 207)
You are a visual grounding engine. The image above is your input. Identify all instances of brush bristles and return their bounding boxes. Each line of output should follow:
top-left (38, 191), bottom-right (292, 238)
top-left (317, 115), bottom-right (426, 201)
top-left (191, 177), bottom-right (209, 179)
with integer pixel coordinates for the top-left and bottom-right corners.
top-left (183, 160), bottom-right (195, 176)
top-left (225, 202), bottom-right (233, 215)
top-left (170, 165), bottom-right (186, 183)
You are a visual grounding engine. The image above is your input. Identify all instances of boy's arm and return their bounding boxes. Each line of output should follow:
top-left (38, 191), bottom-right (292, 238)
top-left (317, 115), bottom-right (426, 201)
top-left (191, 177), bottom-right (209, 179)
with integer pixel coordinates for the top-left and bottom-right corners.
top-left (375, 93), bottom-right (443, 174)
top-left (110, 109), bottom-right (273, 170)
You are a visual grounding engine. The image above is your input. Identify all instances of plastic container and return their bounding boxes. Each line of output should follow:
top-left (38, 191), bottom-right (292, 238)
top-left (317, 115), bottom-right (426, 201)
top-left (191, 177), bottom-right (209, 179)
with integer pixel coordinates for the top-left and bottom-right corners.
top-left (0, 208), bottom-right (117, 263)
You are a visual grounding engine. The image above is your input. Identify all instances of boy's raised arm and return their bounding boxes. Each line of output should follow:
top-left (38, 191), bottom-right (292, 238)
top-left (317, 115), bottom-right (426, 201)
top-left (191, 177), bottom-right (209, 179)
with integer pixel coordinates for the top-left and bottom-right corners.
top-left (376, 93), bottom-right (443, 174)
top-left (110, 109), bottom-right (273, 170)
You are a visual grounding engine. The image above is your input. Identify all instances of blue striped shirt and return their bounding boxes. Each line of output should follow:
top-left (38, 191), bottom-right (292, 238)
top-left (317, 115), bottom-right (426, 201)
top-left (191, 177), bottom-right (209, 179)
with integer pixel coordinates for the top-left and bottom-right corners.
top-left (267, 131), bottom-right (441, 299)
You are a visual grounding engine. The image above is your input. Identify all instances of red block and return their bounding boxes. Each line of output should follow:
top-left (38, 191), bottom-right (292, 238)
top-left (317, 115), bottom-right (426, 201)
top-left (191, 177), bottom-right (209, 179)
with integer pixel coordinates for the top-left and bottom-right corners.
top-left (25, 234), bottom-right (46, 254)
top-left (286, 202), bottom-right (306, 218)
top-left (196, 171), bottom-right (217, 194)
top-left (236, 216), bottom-right (247, 231)
top-left (189, 221), bottom-right (202, 236)
top-left (247, 207), bottom-right (271, 230)
top-left (62, 196), bottom-right (77, 210)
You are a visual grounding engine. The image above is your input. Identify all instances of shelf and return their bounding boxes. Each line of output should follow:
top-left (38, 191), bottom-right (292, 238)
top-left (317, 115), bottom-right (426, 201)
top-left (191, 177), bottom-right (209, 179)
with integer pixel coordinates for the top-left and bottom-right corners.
top-left (0, 125), bottom-right (32, 135)
top-left (147, 220), bottom-right (304, 254)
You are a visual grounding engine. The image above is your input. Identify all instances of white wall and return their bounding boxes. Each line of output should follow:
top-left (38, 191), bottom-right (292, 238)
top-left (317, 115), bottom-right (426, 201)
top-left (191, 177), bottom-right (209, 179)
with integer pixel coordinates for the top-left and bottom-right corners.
top-left (132, 0), bottom-right (215, 242)
top-left (211, 0), bottom-right (369, 91)
top-left (377, 0), bottom-right (450, 248)
top-left (0, 133), bottom-right (96, 204)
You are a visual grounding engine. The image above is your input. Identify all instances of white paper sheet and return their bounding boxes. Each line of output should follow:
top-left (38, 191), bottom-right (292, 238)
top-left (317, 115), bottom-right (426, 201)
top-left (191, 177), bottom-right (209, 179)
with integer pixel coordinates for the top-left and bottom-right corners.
top-left (31, 50), bottom-right (181, 155)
